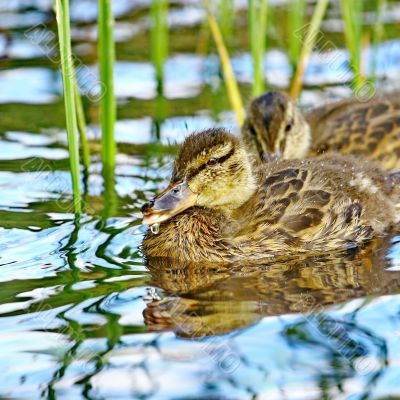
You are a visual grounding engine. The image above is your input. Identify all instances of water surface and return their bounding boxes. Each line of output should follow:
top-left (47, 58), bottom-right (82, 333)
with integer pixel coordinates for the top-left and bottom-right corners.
top-left (1, 1), bottom-right (400, 398)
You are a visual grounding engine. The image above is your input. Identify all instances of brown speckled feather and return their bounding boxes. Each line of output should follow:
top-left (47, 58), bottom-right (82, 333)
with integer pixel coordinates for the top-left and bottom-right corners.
top-left (229, 155), bottom-right (398, 257)
top-left (307, 95), bottom-right (400, 170)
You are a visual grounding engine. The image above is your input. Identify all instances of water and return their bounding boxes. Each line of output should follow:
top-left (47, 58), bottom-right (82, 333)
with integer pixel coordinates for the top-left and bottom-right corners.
top-left (1, 0), bottom-right (400, 398)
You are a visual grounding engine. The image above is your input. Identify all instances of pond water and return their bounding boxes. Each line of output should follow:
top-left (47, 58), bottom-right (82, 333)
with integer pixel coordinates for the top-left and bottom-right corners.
top-left (1, 0), bottom-right (400, 398)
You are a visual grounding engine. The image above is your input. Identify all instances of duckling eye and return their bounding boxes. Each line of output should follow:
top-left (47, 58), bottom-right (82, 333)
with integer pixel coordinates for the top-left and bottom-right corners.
top-left (285, 123), bottom-right (292, 132)
top-left (207, 157), bottom-right (218, 166)
top-left (249, 125), bottom-right (257, 136)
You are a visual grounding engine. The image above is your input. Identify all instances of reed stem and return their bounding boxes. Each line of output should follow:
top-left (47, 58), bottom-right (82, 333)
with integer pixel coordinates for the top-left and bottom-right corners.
top-left (98, 0), bottom-right (116, 172)
top-left (73, 78), bottom-right (90, 171)
top-left (371, 0), bottom-right (386, 82)
top-left (290, 0), bottom-right (329, 100)
top-left (249, 0), bottom-right (268, 96)
top-left (151, 0), bottom-right (169, 93)
top-left (288, 0), bottom-right (306, 68)
top-left (206, 1), bottom-right (244, 125)
top-left (340, 0), bottom-right (365, 94)
top-left (55, 0), bottom-right (81, 214)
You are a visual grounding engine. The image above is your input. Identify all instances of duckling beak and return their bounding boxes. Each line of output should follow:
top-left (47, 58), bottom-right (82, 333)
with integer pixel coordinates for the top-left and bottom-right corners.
top-left (142, 181), bottom-right (197, 226)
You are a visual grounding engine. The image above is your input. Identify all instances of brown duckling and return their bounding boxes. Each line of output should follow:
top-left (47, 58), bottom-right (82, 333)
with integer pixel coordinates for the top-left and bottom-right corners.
top-left (142, 128), bottom-right (400, 262)
top-left (242, 91), bottom-right (400, 170)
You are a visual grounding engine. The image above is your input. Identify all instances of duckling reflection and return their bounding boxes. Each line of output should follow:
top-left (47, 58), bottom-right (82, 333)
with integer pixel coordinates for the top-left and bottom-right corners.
top-left (143, 236), bottom-right (400, 338)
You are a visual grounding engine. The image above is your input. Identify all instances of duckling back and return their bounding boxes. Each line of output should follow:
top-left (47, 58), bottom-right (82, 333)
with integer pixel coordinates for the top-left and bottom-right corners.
top-left (306, 94), bottom-right (400, 171)
top-left (231, 154), bottom-right (399, 258)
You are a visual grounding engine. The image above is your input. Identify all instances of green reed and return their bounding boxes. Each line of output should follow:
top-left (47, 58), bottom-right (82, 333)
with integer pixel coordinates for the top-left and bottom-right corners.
top-left (371, 0), bottom-right (387, 82)
top-left (290, 0), bottom-right (329, 100)
top-left (151, 0), bottom-right (169, 92)
top-left (206, 1), bottom-right (244, 125)
top-left (73, 78), bottom-right (90, 171)
top-left (248, 0), bottom-right (268, 96)
top-left (153, 92), bottom-right (168, 141)
top-left (339, 0), bottom-right (365, 94)
top-left (55, 0), bottom-right (81, 213)
top-left (288, 0), bottom-right (306, 69)
top-left (98, 0), bottom-right (116, 172)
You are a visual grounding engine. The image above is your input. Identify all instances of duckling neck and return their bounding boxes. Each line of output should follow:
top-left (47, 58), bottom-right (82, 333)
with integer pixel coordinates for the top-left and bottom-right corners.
top-left (216, 181), bottom-right (257, 215)
top-left (142, 206), bottom-right (229, 262)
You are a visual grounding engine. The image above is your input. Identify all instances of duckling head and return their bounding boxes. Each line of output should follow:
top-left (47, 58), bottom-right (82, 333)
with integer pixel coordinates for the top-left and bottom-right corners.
top-left (142, 128), bottom-right (257, 226)
top-left (242, 91), bottom-right (311, 162)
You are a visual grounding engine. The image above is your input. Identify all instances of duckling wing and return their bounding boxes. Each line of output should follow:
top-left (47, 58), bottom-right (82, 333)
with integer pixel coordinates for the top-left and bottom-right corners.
top-left (234, 158), bottom-right (395, 255)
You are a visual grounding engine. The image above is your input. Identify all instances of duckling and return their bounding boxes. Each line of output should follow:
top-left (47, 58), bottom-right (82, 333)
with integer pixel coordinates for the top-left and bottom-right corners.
top-left (142, 128), bottom-right (399, 262)
top-left (242, 91), bottom-right (400, 170)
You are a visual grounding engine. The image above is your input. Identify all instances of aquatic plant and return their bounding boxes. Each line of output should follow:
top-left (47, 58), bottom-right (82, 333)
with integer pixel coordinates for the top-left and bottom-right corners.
top-left (290, 0), bottom-right (329, 100)
top-left (151, 0), bottom-right (169, 92)
top-left (73, 80), bottom-right (90, 171)
top-left (98, 0), bottom-right (116, 172)
top-left (205, 1), bottom-right (244, 124)
top-left (371, 0), bottom-right (387, 83)
top-left (55, 0), bottom-right (81, 213)
top-left (339, 0), bottom-right (365, 94)
top-left (150, 0), bottom-right (169, 141)
top-left (288, 0), bottom-right (307, 69)
top-left (248, 0), bottom-right (268, 96)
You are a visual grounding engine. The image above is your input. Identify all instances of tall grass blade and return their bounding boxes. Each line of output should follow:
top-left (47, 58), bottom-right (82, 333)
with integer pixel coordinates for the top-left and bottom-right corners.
top-left (249, 0), bottom-right (268, 96)
top-left (73, 79), bottom-right (90, 171)
top-left (259, 0), bottom-right (268, 58)
top-left (205, 1), bottom-right (244, 125)
top-left (152, 92), bottom-right (168, 141)
top-left (288, 0), bottom-right (306, 68)
top-left (55, 0), bottom-right (81, 214)
top-left (151, 0), bottom-right (169, 93)
top-left (340, 0), bottom-right (365, 94)
top-left (289, 0), bottom-right (329, 100)
top-left (371, 0), bottom-right (387, 83)
top-left (98, 0), bottom-right (116, 172)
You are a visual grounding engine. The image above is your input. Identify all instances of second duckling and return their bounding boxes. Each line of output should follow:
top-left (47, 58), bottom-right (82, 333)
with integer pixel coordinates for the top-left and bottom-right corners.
top-left (242, 91), bottom-right (400, 170)
top-left (142, 129), bottom-right (400, 262)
